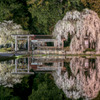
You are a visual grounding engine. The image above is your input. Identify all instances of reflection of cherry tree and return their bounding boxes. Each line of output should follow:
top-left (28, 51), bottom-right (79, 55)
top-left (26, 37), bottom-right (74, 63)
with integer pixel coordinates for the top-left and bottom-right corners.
top-left (53, 57), bottom-right (100, 100)
top-left (0, 61), bottom-right (23, 87)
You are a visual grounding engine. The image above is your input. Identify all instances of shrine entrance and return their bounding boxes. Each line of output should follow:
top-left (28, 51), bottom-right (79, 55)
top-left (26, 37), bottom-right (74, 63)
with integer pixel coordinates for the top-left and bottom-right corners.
top-left (11, 34), bottom-right (62, 53)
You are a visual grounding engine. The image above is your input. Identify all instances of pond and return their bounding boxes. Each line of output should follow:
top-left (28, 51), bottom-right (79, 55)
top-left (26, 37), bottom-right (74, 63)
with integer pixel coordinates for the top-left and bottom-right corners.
top-left (0, 56), bottom-right (100, 100)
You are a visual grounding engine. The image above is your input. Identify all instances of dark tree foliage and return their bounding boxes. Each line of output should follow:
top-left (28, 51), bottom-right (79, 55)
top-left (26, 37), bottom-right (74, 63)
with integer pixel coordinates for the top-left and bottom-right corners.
top-left (28, 73), bottom-right (69, 100)
top-left (0, 0), bottom-right (30, 29)
top-left (0, 74), bottom-right (69, 100)
top-left (12, 0), bottom-right (30, 29)
top-left (0, 0), bottom-right (99, 34)
top-left (0, 86), bottom-right (20, 100)
top-left (0, 0), bottom-right (19, 21)
top-left (81, 0), bottom-right (100, 17)
top-left (0, 0), bottom-right (85, 34)
top-left (27, 0), bottom-right (84, 34)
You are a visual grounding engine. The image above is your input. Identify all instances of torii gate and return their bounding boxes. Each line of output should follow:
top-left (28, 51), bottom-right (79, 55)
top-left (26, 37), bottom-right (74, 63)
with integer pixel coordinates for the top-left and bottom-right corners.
top-left (11, 34), bottom-right (64, 52)
top-left (11, 34), bottom-right (35, 52)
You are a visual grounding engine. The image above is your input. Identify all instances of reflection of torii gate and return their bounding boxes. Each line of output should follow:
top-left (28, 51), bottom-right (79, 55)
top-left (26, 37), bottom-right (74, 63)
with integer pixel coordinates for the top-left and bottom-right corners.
top-left (13, 58), bottom-right (33, 74)
top-left (12, 57), bottom-right (64, 74)
top-left (11, 34), bottom-right (64, 52)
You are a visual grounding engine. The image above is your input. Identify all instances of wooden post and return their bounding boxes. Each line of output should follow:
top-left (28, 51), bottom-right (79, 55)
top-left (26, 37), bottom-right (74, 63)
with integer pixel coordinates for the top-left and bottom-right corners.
top-left (28, 57), bottom-right (29, 73)
top-left (28, 36), bottom-right (30, 52)
top-left (11, 42), bottom-right (14, 49)
top-left (54, 41), bottom-right (57, 47)
top-left (15, 36), bottom-right (18, 51)
top-left (15, 59), bottom-right (18, 73)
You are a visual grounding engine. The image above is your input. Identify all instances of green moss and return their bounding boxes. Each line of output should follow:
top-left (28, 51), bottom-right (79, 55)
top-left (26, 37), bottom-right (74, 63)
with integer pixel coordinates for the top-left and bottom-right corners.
top-left (0, 48), bottom-right (13, 52)
top-left (83, 48), bottom-right (96, 53)
top-left (65, 54), bottom-right (100, 57)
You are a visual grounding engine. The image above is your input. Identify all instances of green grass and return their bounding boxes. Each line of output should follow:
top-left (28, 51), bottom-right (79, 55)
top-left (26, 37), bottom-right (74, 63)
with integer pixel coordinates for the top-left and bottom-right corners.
top-left (16, 54), bottom-right (30, 59)
top-left (0, 48), bottom-right (13, 52)
top-left (83, 48), bottom-right (96, 53)
top-left (64, 46), bottom-right (70, 51)
top-left (32, 53), bottom-right (100, 57)
top-left (33, 54), bottom-right (50, 57)
top-left (65, 54), bottom-right (100, 57)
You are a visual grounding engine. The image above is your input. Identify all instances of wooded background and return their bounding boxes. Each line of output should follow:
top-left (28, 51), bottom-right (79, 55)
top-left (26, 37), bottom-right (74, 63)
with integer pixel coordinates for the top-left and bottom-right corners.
top-left (0, 0), bottom-right (99, 34)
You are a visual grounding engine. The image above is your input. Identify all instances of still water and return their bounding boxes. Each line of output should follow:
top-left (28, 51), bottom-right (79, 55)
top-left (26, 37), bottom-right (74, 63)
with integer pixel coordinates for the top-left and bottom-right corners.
top-left (0, 56), bottom-right (100, 100)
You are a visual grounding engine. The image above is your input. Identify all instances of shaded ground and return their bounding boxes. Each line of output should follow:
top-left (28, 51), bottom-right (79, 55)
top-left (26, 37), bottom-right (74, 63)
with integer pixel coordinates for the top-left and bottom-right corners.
top-left (0, 53), bottom-right (28, 61)
top-left (0, 55), bottom-right (16, 61)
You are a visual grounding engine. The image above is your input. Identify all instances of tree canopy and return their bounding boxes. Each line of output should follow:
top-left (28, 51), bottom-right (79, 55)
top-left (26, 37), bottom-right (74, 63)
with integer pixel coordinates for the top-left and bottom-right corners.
top-left (27, 0), bottom-right (84, 34)
top-left (0, 0), bottom-right (99, 34)
top-left (81, 0), bottom-right (100, 17)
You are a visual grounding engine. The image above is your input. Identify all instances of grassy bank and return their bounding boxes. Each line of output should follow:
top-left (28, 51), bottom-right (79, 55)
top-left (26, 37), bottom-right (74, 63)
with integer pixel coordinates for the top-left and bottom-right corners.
top-left (0, 48), bottom-right (13, 52)
top-left (66, 54), bottom-right (100, 56)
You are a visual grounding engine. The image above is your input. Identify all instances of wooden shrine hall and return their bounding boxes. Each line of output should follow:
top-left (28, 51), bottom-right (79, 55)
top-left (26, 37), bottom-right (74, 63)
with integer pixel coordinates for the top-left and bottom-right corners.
top-left (11, 34), bottom-right (65, 52)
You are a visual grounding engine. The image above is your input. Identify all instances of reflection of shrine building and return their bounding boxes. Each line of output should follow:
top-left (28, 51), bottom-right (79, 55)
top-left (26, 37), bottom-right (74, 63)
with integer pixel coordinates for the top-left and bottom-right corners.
top-left (12, 57), bottom-right (100, 99)
top-left (53, 57), bottom-right (100, 100)
top-left (12, 57), bottom-right (65, 74)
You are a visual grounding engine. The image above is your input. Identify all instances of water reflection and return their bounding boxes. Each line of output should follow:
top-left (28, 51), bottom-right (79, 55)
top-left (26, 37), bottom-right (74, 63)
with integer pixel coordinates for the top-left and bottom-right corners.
top-left (53, 57), bottom-right (99, 100)
top-left (0, 60), bottom-right (23, 87)
top-left (13, 56), bottom-right (65, 74)
top-left (0, 56), bottom-right (100, 99)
